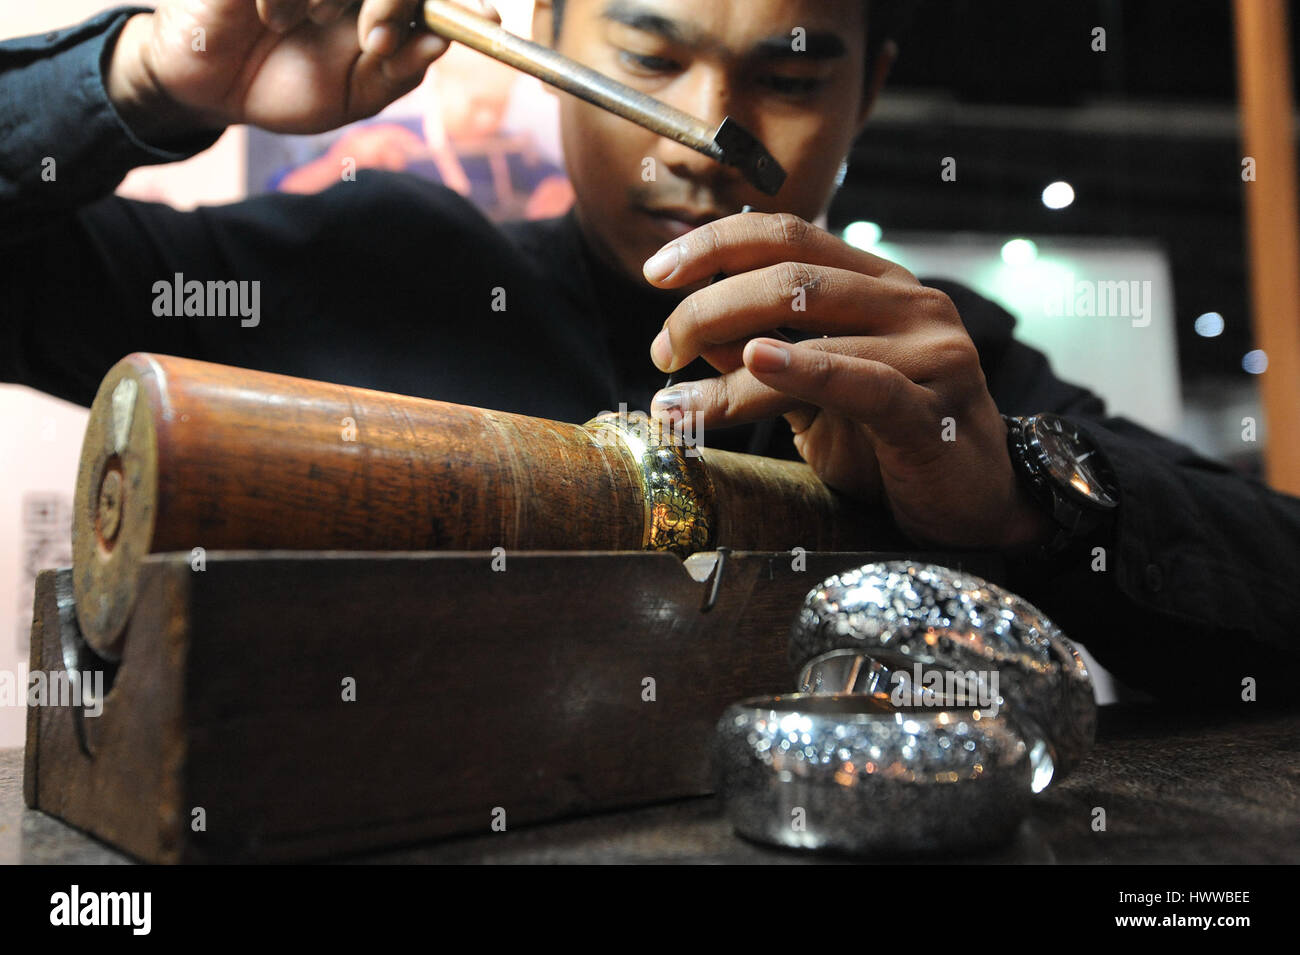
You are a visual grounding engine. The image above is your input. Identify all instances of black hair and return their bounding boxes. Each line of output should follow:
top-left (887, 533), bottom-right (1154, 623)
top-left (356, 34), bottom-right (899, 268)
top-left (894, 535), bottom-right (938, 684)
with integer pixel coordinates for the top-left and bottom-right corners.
top-left (549, 0), bottom-right (912, 90)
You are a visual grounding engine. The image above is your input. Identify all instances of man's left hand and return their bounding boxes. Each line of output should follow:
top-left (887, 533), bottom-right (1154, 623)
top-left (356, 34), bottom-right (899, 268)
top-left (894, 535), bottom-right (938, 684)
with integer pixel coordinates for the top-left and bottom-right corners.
top-left (644, 210), bottom-right (1053, 554)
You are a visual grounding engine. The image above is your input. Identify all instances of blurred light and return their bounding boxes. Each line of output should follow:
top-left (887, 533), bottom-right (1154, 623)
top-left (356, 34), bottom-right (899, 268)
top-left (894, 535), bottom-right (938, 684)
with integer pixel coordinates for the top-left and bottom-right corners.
top-left (843, 221), bottom-right (883, 250)
top-left (1001, 238), bottom-right (1038, 266)
top-left (1194, 312), bottom-right (1225, 337)
top-left (1041, 181), bottom-right (1075, 210)
top-left (1242, 349), bottom-right (1268, 374)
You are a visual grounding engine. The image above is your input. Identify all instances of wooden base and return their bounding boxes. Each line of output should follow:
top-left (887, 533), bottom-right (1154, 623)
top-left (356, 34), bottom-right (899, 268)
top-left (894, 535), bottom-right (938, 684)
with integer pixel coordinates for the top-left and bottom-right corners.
top-left (24, 549), bottom-right (1000, 862)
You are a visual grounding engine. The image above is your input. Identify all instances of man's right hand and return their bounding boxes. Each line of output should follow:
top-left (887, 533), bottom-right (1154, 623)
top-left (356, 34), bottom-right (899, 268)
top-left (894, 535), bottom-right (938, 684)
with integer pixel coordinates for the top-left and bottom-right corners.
top-left (107, 0), bottom-right (495, 143)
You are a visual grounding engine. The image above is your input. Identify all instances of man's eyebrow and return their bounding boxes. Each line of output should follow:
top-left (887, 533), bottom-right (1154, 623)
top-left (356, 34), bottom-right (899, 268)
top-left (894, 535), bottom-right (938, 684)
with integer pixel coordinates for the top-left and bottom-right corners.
top-left (601, 1), bottom-right (701, 46)
top-left (599, 3), bottom-right (846, 61)
top-left (752, 32), bottom-right (847, 60)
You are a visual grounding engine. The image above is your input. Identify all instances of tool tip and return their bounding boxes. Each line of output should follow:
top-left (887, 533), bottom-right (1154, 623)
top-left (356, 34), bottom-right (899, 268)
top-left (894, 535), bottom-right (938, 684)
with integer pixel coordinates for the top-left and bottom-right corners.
top-left (713, 117), bottom-right (787, 196)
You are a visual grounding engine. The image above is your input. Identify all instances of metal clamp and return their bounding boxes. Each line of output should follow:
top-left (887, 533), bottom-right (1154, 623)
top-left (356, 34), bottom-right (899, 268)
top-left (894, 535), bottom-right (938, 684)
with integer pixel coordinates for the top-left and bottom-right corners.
top-left (700, 546), bottom-right (730, 613)
top-left (55, 571), bottom-right (118, 757)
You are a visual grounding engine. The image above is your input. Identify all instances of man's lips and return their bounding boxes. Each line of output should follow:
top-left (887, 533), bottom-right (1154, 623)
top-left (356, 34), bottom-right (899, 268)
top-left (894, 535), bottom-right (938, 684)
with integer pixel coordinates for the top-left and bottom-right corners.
top-left (644, 206), bottom-right (730, 227)
top-left (639, 205), bottom-right (732, 241)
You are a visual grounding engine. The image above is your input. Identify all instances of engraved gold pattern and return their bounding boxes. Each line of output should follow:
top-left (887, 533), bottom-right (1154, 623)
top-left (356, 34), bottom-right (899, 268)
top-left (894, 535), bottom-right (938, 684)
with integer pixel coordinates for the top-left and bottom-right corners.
top-left (584, 410), bottom-right (715, 556)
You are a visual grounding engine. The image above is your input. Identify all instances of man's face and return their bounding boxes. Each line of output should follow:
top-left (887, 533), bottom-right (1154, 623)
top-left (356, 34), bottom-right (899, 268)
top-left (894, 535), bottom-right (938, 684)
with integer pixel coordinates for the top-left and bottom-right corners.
top-left (539, 0), bottom-right (872, 288)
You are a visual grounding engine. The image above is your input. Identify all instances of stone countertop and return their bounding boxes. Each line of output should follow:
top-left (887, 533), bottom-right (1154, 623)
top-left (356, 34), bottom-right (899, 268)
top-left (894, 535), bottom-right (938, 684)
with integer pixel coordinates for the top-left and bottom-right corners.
top-left (4, 704), bottom-right (1299, 864)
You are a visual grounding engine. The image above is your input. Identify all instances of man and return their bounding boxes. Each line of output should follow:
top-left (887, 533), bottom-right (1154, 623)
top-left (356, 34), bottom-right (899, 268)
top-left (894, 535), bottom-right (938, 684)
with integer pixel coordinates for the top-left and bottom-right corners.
top-left (2, 0), bottom-right (1298, 701)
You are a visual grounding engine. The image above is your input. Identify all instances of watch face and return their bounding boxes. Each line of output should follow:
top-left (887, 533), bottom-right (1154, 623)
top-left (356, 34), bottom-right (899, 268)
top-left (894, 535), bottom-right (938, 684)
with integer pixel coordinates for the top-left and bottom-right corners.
top-left (1026, 416), bottom-right (1118, 510)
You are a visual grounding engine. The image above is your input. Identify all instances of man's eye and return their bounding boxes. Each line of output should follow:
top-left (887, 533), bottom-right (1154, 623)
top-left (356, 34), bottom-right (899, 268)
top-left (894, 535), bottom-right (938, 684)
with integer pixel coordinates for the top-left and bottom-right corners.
top-left (760, 76), bottom-right (827, 96)
top-left (618, 50), bottom-right (682, 74)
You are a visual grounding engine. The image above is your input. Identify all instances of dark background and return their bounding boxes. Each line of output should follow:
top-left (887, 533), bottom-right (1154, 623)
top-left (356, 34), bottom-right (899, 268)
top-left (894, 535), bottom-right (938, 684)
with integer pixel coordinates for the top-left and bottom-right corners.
top-left (830, 0), bottom-right (1300, 391)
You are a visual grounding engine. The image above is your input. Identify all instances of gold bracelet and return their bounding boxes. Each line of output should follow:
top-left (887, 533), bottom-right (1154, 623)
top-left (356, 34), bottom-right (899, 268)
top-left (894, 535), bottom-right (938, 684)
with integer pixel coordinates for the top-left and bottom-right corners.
top-left (584, 409), bottom-right (715, 557)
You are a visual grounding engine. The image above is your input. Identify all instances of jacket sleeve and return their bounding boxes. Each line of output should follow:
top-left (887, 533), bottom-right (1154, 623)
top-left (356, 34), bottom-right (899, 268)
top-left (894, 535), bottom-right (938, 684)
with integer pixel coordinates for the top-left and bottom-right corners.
top-left (961, 281), bottom-right (1300, 706)
top-left (0, 6), bottom-right (241, 404)
top-left (0, 6), bottom-right (221, 229)
top-left (2, 8), bottom-right (541, 411)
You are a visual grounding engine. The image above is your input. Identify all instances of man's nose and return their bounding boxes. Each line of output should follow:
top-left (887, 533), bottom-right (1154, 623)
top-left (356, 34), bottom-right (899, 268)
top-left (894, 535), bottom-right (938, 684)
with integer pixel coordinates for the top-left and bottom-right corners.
top-left (654, 70), bottom-right (745, 187)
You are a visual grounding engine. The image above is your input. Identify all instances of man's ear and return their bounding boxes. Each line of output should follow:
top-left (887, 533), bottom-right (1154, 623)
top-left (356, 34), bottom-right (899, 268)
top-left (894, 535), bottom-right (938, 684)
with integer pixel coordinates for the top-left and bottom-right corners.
top-left (532, 0), bottom-right (555, 48)
top-left (856, 39), bottom-right (897, 131)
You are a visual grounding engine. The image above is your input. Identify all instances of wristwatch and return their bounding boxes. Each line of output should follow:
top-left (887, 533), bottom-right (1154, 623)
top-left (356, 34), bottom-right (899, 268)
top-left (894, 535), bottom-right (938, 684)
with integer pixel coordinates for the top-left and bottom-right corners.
top-left (1003, 414), bottom-right (1119, 557)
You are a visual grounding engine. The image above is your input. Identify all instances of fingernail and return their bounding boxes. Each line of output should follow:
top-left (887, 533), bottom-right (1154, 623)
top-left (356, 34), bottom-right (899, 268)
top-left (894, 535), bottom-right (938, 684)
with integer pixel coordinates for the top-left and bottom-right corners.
top-left (749, 341), bottom-right (790, 372)
top-left (643, 244), bottom-right (681, 283)
top-left (651, 328), bottom-right (673, 371)
top-left (652, 385), bottom-right (698, 421)
top-left (365, 23), bottom-right (397, 55)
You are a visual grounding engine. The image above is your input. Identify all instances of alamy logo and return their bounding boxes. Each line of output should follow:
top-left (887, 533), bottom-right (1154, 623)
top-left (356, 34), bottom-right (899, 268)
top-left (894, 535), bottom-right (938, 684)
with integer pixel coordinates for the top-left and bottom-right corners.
top-left (1043, 277), bottom-right (1152, 327)
top-left (889, 663), bottom-right (1000, 716)
top-left (152, 272), bottom-right (260, 327)
top-left (1, 669), bottom-right (104, 717)
top-left (49, 885), bottom-right (151, 935)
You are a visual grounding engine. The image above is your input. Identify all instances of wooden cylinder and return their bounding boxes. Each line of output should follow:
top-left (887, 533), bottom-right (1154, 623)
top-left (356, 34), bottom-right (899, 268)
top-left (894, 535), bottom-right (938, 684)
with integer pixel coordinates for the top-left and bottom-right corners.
top-left (73, 354), bottom-right (884, 657)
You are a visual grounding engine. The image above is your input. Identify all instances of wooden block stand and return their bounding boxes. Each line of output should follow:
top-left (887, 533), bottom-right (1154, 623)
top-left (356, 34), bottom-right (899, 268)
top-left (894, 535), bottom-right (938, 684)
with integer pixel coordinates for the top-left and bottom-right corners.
top-left (24, 549), bottom-right (999, 862)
